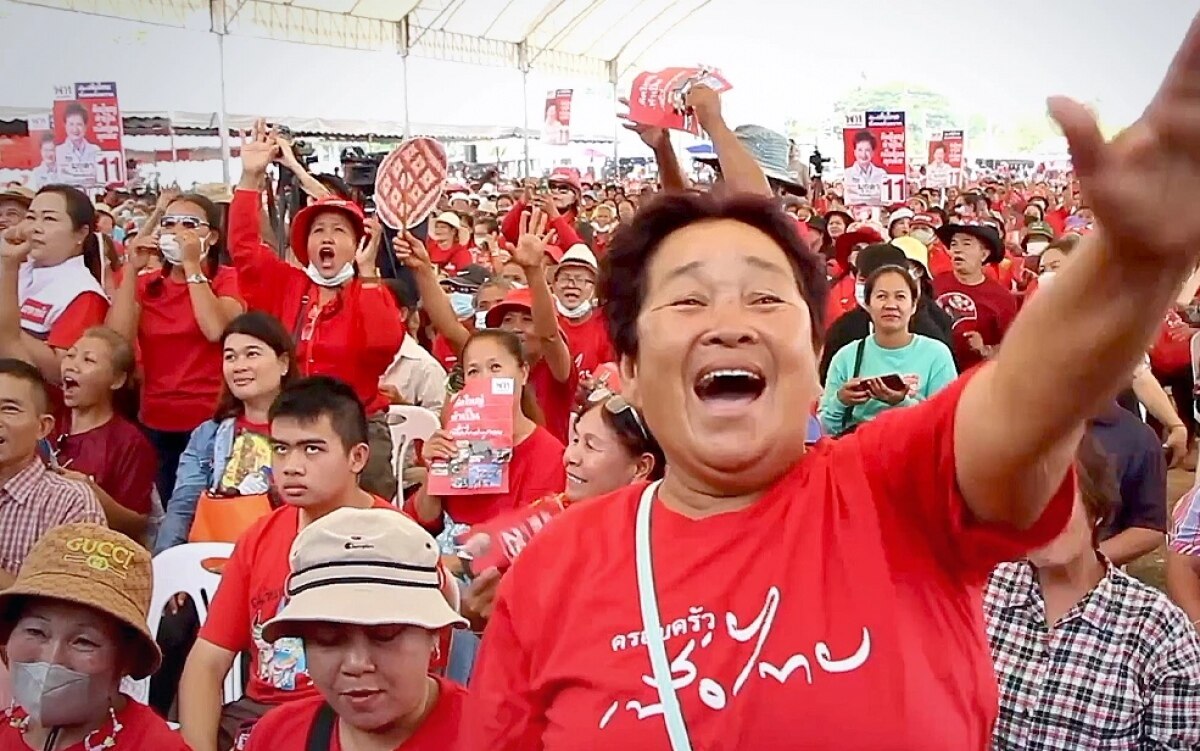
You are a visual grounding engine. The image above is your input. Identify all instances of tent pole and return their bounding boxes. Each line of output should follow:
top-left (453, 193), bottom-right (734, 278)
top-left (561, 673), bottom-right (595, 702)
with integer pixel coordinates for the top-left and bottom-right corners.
top-left (520, 42), bottom-right (531, 179)
top-left (217, 31), bottom-right (232, 185)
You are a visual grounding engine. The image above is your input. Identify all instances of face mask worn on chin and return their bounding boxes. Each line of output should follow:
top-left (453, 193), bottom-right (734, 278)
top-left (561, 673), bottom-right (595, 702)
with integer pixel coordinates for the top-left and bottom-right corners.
top-left (555, 296), bottom-right (592, 320)
top-left (448, 292), bottom-right (475, 319)
top-left (11, 661), bottom-right (104, 728)
top-left (304, 261), bottom-right (355, 288)
top-left (911, 227), bottom-right (936, 247)
top-left (1025, 240), bottom-right (1050, 256)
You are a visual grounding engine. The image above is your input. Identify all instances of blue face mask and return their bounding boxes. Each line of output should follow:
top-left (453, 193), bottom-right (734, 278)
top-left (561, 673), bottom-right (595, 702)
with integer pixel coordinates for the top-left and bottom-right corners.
top-left (111, 227), bottom-right (126, 244)
top-left (449, 292), bottom-right (475, 320)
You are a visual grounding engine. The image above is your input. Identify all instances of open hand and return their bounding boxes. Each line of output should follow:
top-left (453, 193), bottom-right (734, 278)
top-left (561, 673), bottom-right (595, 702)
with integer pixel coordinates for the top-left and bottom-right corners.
top-left (618, 97), bottom-right (670, 151)
top-left (512, 209), bottom-right (552, 269)
top-left (156, 185), bottom-right (181, 211)
top-left (1048, 14), bottom-right (1200, 267)
top-left (239, 118), bottom-right (280, 179)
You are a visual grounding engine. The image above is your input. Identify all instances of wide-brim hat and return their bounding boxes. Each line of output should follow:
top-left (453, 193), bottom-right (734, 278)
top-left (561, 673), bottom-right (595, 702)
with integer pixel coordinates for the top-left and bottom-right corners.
top-left (441, 264), bottom-right (490, 292)
top-left (0, 524), bottom-right (161, 679)
top-left (263, 508), bottom-right (466, 642)
top-left (823, 209), bottom-right (853, 227)
top-left (834, 226), bottom-right (884, 270)
top-left (695, 125), bottom-right (802, 189)
top-left (290, 197), bottom-right (366, 267)
top-left (0, 186), bottom-right (35, 207)
top-left (1024, 221), bottom-right (1056, 242)
top-left (936, 222), bottom-right (1005, 265)
top-left (891, 236), bottom-right (930, 274)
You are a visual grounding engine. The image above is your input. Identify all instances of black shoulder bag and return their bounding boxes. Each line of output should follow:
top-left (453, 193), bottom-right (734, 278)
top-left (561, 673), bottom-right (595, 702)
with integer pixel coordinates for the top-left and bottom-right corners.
top-left (839, 337), bottom-right (868, 436)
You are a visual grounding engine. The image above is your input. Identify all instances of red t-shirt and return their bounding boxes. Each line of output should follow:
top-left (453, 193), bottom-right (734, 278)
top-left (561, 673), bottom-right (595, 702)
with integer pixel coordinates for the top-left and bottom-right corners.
top-left (824, 274), bottom-right (857, 330)
top-left (136, 267), bottom-right (242, 432)
top-left (0, 697), bottom-right (190, 750)
top-left (1149, 308), bottom-right (1195, 375)
top-left (443, 425), bottom-right (565, 526)
top-left (432, 333), bottom-right (460, 373)
top-left (462, 374), bottom-right (1075, 751)
top-left (932, 272), bottom-right (1018, 370)
top-left (529, 358), bottom-right (578, 445)
top-left (559, 311), bottom-right (615, 383)
top-left (926, 241), bottom-right (954, 277)
top-left (199, 497), bottom-right (396, 706)
top-left (426, 239), bottom-right (474, 274)
top-left (244, 675), bottom-right (467, 751)
top-left (46, 292), bottom-right (108, 350)
top-left (55, 414), bottom-right (157, 515)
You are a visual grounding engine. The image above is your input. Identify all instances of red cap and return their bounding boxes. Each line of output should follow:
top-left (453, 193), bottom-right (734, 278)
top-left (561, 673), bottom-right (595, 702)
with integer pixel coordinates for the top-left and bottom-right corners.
top-left (834, 226), bottom-right (883, 270)
top-left (544, 244), bottom-right (565, 263)
top-left (485, 287), bottom-right (534, 329)
top-left (547, 167), bottom-right (582, 194)
top-left (911, 212), bottom-right (938, 228)
top-left (290, 197), bottom-right (365, 266)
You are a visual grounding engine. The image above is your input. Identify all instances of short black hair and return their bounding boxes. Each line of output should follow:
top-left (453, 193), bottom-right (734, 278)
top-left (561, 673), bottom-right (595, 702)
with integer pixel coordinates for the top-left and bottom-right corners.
top-left (269, 376), bottom-right (368, 450)
top-left (0, 358), bottom-right (48, 414)
top-left (314, 173), bottom-right (353, 201)
top-left (853, 130), bottom-right (877, 150)
top-left (63, 102), bottom-right (88, 123)
top-left (383, 277), bottom-right (418, 312)
top-left (599, 192), bottom-right (827, 360)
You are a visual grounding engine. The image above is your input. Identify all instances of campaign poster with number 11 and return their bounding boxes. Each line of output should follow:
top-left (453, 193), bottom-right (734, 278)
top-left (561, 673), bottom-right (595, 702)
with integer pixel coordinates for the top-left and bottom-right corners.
top-left (842, 110), bottom-right (907, 207)
top-left (52, 81), bottom-right (126, 189)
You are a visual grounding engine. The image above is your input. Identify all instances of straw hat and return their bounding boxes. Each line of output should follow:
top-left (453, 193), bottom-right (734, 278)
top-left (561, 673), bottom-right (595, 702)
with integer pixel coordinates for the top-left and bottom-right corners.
top-left (0, 524), bottom-right (160, 679)
top-left (263, 508), bottom-right (466, 643)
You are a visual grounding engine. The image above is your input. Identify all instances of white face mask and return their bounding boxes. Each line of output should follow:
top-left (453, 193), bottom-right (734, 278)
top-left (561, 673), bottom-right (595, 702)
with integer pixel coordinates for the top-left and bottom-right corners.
top-left (1025, 239), bottom-right (1050, 256)
top-left (474, 310), bottom-right (489, 330)
top-left (911, 227), bottom-right (936, 247)
top-left (11, 661), bottom-right (105, 728)
top-left (305, 261), bottom-right (355, 288)
top-left (854, 280), bottom-right (867, 308)
top-left (158, 233), bottom-right (183, 265)
top-left (555, 296), bottom-right (592, 319)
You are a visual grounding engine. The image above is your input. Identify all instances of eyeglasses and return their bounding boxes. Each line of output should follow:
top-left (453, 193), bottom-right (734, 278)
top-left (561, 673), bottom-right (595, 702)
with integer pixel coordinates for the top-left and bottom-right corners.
top-left (588, 388), bottom-right (649, 441)
top-left (556, 274), bottom-right (594, 288)
top-left (160, 215), bottom-right (210, 230)
top-left (549, 185), bottom-right (575, 195)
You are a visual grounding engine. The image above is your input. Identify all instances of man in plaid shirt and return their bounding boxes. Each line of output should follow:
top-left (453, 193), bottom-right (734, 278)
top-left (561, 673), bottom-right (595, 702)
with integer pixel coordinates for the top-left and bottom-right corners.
top-left (0, 359), bottom-right (103, 584)
top-left (985, 435), bottom-right (1200, 750)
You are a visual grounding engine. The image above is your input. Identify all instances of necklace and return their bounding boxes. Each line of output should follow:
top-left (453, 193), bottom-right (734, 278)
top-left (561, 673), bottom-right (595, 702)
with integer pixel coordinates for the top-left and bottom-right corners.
top-left (6, 704), bottom-right (123, 750)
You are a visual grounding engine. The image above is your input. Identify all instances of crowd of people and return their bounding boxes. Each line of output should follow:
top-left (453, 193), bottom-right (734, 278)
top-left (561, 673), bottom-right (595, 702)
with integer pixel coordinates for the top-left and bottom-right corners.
top-left (1, 13), bottom-right (1200, 750)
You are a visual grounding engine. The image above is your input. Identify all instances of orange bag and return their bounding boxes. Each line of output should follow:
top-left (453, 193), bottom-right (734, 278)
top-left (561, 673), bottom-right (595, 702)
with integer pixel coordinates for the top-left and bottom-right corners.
top-left (187, 491), bottom-right (272, 544)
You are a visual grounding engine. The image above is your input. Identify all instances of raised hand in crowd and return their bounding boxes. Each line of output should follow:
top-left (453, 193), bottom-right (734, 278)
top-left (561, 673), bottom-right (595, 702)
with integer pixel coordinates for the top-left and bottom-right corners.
top-left (392, 229), bottom-right (432, 273)
top-left (355, 214), bottom-right (382, 279)
top-left (125, 232), bottom-right (158, 272)
top-left (618, 96), bottom-right (686, 192)
top-left (274, 133), bottom-right (332, 200)
top-left (686, 83), bottom-right (770, 196)
top-left (237, 118), bottom-right (281, 189)
top-left (0, 223), bottom-right (32, 267)
top-left (512, 209), bottom-right (552, 269)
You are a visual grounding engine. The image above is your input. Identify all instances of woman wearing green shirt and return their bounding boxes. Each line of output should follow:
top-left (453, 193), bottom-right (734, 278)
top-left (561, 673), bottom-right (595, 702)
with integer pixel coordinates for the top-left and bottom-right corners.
top-left (820, 263), bottom-right (958, 435)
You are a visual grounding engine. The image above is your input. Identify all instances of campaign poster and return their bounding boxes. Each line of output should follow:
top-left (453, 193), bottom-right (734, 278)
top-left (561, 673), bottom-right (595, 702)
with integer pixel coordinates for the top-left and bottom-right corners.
top-left (542, 89), bottom-right (573, 146)
top-left (926, 129), bottom-right (963, 189)
top-left (628, 67), bottom-right (732, 136)
top-left (427, 377), bottom-right (515, 496)
top-left (52, 81), bottom-right (126, 188)
top-left (842, 110), bottom-right (906, 207)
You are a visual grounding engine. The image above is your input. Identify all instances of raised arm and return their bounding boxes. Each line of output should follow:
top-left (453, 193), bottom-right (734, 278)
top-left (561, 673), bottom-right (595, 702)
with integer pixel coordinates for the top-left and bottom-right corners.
top-left (394, 232), bottom-right (472, 354)
top-left (687, 85), bottom-right (770, 197)
top-left (275, 137), bottom-right (332, 201)
top-left (619, 100), bottom-right (687, 194)
top-left (512, 210), bottom-right (572, 382)
top-left (105, 235), bottom-right (154, 343)
top-left (230, 120), bottom-right (291, 287)
top-left (954, 14), bottom-right (1200, 528)
top-left (0, 227), bottom-right (35, 364)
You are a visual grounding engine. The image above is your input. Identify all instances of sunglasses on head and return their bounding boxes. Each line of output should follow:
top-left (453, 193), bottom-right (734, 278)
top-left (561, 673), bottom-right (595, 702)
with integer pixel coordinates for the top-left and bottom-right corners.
top-left (588, 388), bottom-right (649, 441)
top-left (160, 215), bottom-right (210, 230)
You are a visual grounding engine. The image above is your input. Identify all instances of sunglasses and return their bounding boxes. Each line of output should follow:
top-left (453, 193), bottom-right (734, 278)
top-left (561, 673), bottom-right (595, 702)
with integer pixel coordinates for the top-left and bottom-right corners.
top-left (548, 185), bottom-right (575, 195)
top-left (588, 388), bottom-right (649, 441)
top-left (160, 215), bottom-right (210, 230)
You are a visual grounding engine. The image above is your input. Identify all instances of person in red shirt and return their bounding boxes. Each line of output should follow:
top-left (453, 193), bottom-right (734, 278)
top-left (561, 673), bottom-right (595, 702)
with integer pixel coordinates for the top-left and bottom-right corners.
top-left (589, 202), bottom-right (619, 258)
top-left (426, 212), bottom-right (474, 274)
top-left (108, 191), bottom-right (244, 502)
top-left (0, 185), bottom-right (108, 386)
top-left (825, 226), bottom-right (883, 328)
top-left (911, 212), bottom-right (953, 276)
top-left (552, 244), bottom-right (614, 383)
top-left (0, 524), bottom-right (190, 751)
top-left (410, 328), bottom-right (565, 533)
top-left (54, 325), bottom-right (156, 540)
top-left (500, 168), bottom-right (587, 251)
top-left (227, 120), bottom-right (405, 501)
top-left (245, 507), bottom-right (468, 751)
top-left (932, 222), bottom-right (1018, 370)
top-left (823, 209), bottom-right (852, 241)
top-left (460, 98), bottom-right (1192, 743)
top-left (179, 376), bottom-right (399, 751)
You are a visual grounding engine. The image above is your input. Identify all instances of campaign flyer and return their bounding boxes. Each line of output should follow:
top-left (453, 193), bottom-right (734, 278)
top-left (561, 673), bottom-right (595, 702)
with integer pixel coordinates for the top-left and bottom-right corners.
top-left (428, 377), bottom-right (514, 495)
top-left (628, 66), bottom-right (731, 136)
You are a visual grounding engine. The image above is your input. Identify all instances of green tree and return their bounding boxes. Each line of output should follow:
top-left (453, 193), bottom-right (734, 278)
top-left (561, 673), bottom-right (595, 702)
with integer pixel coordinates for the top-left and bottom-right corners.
top-left (830, 81), bottom-right (959, 154)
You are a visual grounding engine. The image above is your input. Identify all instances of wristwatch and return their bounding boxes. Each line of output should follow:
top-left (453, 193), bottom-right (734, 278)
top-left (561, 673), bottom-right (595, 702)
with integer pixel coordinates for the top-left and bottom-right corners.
top-left (186, 273), bottom-right (209, 285)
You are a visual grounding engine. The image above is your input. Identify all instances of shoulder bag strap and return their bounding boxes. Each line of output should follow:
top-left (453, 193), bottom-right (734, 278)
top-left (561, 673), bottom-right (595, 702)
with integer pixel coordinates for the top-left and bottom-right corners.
top-left (840, 337), bottom-right (869, 433)
top-left (635, 480), bottom-right (693, 751)
top-left (305, 702), bottom-right (337, 751)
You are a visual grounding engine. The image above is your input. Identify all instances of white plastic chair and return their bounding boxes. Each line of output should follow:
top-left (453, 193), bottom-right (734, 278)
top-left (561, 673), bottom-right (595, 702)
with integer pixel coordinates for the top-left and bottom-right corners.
top-left (126, 543), bottom-right (243, 705)
top-left (1190, 332), bottom-right (1200, 424)
top-left (386, 405), bottom-right (441, 502)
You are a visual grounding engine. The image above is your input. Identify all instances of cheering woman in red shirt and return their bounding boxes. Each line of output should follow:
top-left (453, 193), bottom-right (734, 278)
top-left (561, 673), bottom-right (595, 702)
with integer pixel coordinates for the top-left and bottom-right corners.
top-left (108, 192), bottom-right (244, 501)
top-left (229, 120), bottom-right (405, 500)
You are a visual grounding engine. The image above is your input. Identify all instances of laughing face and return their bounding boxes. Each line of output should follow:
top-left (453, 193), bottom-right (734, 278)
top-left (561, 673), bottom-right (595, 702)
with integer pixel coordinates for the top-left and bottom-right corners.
top-left (60, 335), bottom-right (124, 409)
top-left (305, 210), bottom-right (358, 278)
top-left (621, 219), bottom-right (820, 493)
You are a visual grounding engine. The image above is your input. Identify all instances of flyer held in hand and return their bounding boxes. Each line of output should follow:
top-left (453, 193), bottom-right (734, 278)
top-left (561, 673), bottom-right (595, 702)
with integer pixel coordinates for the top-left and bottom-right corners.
top-left (457, 495), bottom-right (569, 574)
top-left (428, 377), bottom-right (515, 495)
top-left (627, 66), bottom-right (732, 135)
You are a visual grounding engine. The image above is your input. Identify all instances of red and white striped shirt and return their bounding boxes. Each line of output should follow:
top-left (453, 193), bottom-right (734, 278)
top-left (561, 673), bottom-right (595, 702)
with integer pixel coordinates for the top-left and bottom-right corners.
top-left (0, 458), bottom-right (105, 575)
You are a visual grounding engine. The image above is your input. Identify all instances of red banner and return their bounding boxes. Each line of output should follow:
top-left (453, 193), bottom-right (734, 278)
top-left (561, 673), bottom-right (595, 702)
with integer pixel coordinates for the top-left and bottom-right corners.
top-left (457, 496), bottom-right (568, 574)
top-left (52, 81), bottom-right (126, 188)
top-left (627, 67), bottom-right (731, 136)
top-left (842, 110), bottom-right (906, 207)
top-left (925, 129), bottom-right (963, 189)
top-left (542, 89), bottom-right (573, 146)
top-left (427, 377), bottom-right (514, 496)
top-left (0, 114), bottom-right (52, 177)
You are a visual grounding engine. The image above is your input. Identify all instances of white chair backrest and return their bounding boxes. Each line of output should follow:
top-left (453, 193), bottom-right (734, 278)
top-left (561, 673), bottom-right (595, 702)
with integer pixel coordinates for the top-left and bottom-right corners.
top-left (127, 542), bottom-right (241, 705)
top-left (1191, 333), bottom-right (1200, 423)
top-left (387, 405), bottom-right (441, 494)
